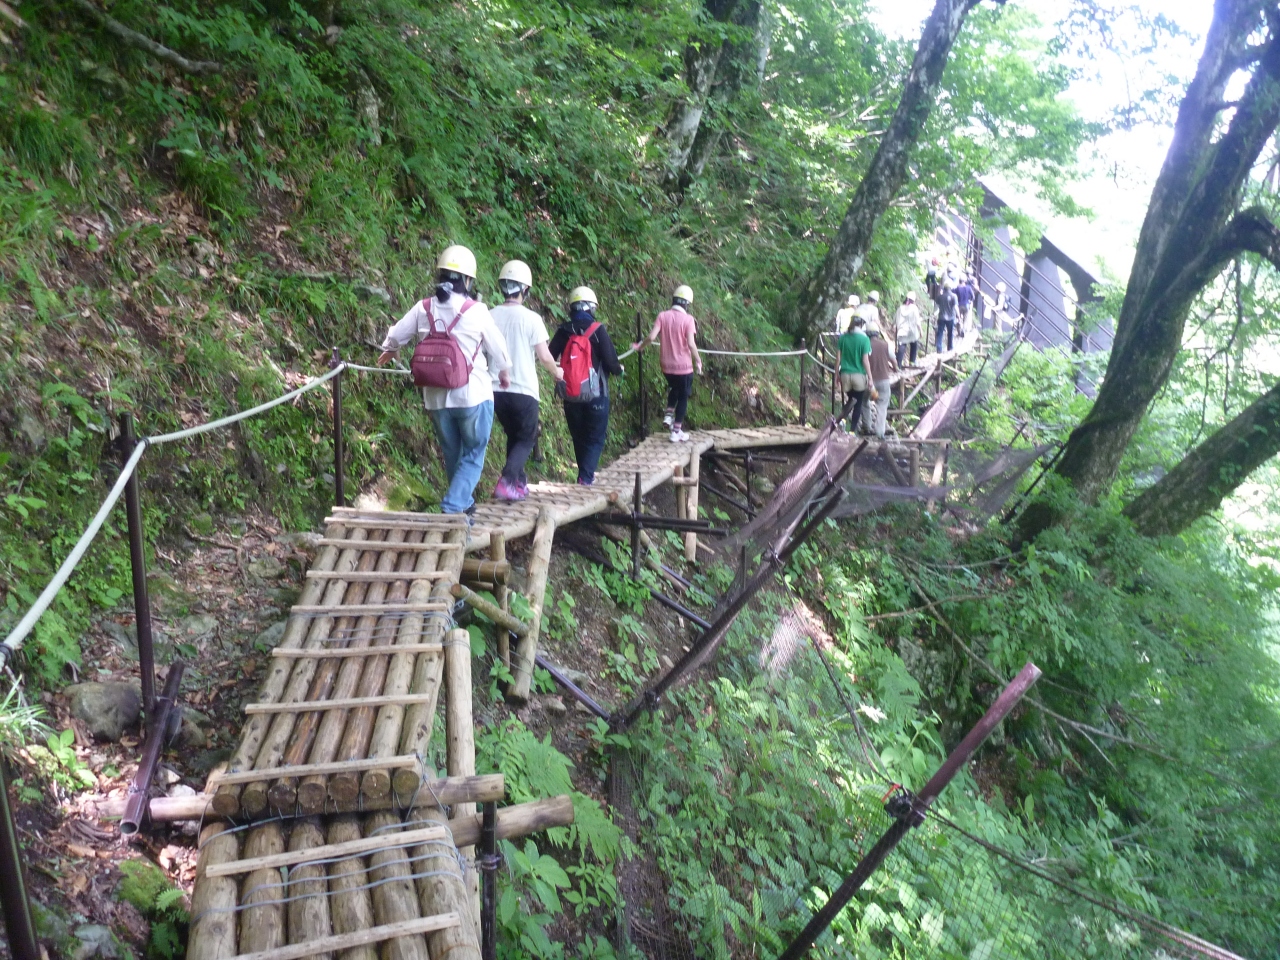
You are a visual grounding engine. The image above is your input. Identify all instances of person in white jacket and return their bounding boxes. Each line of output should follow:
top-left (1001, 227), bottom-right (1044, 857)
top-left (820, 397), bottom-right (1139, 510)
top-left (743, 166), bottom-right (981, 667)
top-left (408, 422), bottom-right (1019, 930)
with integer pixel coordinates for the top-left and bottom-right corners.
top-left (894, 292), bottom-right (922, 366)
top-left (377, 245), bottom-right (512, 518)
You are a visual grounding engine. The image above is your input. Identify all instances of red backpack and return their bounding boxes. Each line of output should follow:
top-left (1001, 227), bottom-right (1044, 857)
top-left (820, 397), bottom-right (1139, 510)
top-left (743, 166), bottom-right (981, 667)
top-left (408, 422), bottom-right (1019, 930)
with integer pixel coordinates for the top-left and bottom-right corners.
top-left (561, 322), bottom-right (603, 402)
top-left (411, 299), bottom-right (480, 389)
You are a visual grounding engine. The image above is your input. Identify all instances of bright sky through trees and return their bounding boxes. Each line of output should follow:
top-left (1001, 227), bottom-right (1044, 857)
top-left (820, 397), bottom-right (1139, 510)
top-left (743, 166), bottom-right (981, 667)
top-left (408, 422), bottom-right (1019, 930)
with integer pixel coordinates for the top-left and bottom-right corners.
top-left (866, 0), bottom-right (1212, 278)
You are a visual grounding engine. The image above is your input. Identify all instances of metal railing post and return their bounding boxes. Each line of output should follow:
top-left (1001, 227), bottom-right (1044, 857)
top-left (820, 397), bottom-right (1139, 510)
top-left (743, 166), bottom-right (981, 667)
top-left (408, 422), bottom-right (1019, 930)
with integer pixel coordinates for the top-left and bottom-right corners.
top-left (798, 339), bottom-right (808, 426)
top-left (120, 413), bottom-right (156, 718)
top-left (479, 801), bottom-right (498, 960)
top-left (631, 472), bottom-right (643, 579)
top-left (775, 662), bottom-right (1042, 960)
top-left (635, 312), bottom-right (647, 440)
top-left (0, 757), bottom-right (40, 960)
top-left (329, 348), bottom-right (345, 507)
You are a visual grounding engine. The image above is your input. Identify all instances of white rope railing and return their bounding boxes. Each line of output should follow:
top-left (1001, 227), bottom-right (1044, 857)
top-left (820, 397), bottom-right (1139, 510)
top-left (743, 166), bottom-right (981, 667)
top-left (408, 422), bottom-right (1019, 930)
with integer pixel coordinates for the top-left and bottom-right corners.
top-left (2, 441), bottom-right (148, 657)
top-left (0, 339), bottom-right (852, 660)
top-left (148, 364), bottom-right (344, 444)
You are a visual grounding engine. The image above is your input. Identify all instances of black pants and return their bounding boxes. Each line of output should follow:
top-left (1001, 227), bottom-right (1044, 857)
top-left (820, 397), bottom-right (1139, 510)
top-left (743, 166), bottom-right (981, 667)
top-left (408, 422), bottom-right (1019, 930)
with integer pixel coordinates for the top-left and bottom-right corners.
top-left (846, 389), bottom-right (869, 432)
top-left (896, 341), bottom-right (918, 366)
top-left (664, 372), bottom-right (693, 426)
top-left (563, 393), bottom-right (610, 483)
top-left (493, 392), bottom-right (540, 484)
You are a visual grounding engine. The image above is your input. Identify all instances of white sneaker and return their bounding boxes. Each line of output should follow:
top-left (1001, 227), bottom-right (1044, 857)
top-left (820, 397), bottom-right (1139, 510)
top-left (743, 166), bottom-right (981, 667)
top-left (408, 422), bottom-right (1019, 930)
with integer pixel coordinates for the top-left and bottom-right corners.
top-left (663, 412), bottom-right (674, 428)
top-left (670, 429), bottom-right (690, 443)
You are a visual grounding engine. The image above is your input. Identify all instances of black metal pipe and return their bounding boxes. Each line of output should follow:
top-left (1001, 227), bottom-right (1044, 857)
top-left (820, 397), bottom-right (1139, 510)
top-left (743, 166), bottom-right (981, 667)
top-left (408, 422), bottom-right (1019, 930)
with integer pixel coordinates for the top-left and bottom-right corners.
top-left (703, 451), bottom-right (789, 464)
top-left (776, 663), bottom-right (1042, 960)
top-left (744, 451), bottom-right (756, 515)
top-left (560, 537), bottom-right (711, 631)
top-left (535, 654), bottom-right (611, 719)
top-left (330, 347), bottom-right (346, 507)
top-left (121, 661), bottom-right (185, 836)
top-left (598, 513), bottom-right (725, 535)
top-left (699, 480), bottom-right (753, 517)
top-left (635, 312), bottom-right (647, 440)
top-left (0, 757), bottom-right (40, 960)
top-left (479, 801), bottom-right (497, 960)
top-left (120, 413), bottom-right (156, 717)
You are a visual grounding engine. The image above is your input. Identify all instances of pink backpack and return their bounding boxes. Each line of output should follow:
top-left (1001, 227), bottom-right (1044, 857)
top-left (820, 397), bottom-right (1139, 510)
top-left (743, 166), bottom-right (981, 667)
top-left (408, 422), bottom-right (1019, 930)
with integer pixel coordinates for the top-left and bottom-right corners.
top-left (411, 299), bottom-right (480, 389)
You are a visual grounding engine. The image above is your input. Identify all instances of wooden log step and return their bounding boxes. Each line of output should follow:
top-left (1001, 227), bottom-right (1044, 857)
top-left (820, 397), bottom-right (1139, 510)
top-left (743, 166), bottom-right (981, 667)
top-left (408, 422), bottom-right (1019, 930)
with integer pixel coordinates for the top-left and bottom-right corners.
top-left (270, 644), bottom-right (442, 659)
top-left (206, 754), bottom-right (424, 788)
top-left (328, 518), bottom-right (472, 532)
top-left (244, 694), bottom-right (436, 715)
top-left (91, 774), bottom-right (507, 821)
top-left (332, 506), bottom-right (469, 523)
top-left (290, 603), bottom-right (451, 616)
top-left (229, 913), bottom-right (461, 960)
top-left (450, 584), bottom-right (529, 637)
top-left (304, 570), bottom-right (454, 582)
top-left (207, 824), bottom-right (449, 878)
top-left (316, 539), bottom-right (465, 551)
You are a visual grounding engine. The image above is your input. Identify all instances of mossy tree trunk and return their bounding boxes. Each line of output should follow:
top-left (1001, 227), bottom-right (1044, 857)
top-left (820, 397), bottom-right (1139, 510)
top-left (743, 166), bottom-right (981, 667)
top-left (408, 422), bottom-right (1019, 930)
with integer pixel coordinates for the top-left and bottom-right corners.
top-left (1124, 380), bottom-right (1280, 537)
top-left (1020, 1), bottom-right (1280, 537)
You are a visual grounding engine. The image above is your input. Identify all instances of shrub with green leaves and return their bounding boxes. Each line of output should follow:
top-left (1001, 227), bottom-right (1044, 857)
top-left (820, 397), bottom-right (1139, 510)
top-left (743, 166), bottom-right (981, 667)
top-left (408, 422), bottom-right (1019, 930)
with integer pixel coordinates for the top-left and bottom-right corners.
top-left (117, 859), bottom-right (189, 960)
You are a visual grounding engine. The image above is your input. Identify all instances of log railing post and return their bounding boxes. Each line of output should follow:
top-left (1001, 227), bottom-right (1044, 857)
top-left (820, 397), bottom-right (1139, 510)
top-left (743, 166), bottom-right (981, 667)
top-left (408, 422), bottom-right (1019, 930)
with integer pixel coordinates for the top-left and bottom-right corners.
top-left (798, 339), bottom-right (808, 426)
top-left (120, 412), bottom-right (156, 717)
top-left (329, 347), bottom-right (346, 507)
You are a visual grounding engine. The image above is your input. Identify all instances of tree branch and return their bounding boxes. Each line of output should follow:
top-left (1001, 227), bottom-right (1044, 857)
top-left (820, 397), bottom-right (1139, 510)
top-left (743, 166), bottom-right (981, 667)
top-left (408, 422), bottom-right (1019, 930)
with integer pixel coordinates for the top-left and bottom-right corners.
top-left (1220, 205), bottom-right (1280, 269)
top-left (61, 0), bottom-right (223, 75)
top-left (0, 1), bottom-right (26, 29)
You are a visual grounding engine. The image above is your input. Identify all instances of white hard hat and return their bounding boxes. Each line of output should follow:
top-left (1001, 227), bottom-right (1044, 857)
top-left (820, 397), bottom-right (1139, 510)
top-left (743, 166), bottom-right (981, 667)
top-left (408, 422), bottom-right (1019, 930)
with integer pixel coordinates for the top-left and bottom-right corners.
top-left (673, 284), bottom-right (693, 303)
top-left (868, 291), bottom-right (880, 302)
top-left (866, 322), bottom-right (882, 336)
top-left (498, 260), bottom-right (533, 288)
top-left (904, 292), bottom-right (916, 302)
top-left (845, 294), bottom-right (858, 307)
top-left (568, 286), bottom-right (598, 308)
top-left (436, 244), bottom-right (477, 278)
top-left (995, 281), bottom-right (1006, 291)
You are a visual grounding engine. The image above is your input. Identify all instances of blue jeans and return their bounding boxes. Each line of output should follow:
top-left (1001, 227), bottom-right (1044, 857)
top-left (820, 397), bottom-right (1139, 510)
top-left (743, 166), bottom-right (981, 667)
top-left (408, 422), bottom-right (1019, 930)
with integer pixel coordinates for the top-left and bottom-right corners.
top-left (428, 401), bottom-right (494, 514)
top-left (563, 394), bottom-right (610, 483)
top-left (935, 319), bottom-right (954, 353)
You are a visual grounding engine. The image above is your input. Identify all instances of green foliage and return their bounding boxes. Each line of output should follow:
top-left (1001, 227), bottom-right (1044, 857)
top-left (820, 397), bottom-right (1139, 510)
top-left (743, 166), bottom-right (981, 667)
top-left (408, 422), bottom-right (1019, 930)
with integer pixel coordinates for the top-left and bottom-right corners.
top-left (0, 680), bottom-right (49, 755)
top-left (476, 718), bottom-right (624, 958)
top-left (24, 727), bottom-right (97, 792)
top-left (117, 859), bottom-right (190, 960)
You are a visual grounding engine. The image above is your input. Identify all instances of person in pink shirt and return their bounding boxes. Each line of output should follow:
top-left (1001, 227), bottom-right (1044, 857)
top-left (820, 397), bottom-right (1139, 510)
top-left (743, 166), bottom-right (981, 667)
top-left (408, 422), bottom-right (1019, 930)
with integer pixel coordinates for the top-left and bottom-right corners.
top-left (633, 284), bottom-right (704, 442)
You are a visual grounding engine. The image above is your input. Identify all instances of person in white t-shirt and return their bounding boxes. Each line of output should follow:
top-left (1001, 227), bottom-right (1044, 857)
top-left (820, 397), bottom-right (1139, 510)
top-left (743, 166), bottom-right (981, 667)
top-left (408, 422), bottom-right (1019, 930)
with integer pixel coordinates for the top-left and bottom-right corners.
top-left (376, 245), bottom-right (511, 518)
top-left (489, 260), bottom-right (563, 501)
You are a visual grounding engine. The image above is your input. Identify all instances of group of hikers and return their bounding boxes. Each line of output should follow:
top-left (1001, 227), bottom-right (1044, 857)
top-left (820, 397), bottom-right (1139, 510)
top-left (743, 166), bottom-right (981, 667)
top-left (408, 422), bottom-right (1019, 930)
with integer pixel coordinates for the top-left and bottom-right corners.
top-left (376, 245), bottom-right (701, 519)
top-left (831, 259), bottom-right (994, 439)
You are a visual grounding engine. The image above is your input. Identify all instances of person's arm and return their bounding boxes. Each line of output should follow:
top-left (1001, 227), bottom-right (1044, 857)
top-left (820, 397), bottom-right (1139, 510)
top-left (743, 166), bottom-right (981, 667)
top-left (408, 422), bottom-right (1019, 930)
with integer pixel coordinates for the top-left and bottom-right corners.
top-left (548, 326), bottom-right (568, 361)
top-left (479, 312), bottom-right (513, 389)
top-left (594, 326), bottom-right (624, 376)
top-left (534, 340), bottom-right (564, 380)
top-left (688, 320), bottom-right (702, 374)
top-left (863, 349), bottom-right (876, 399)
top-left (377, 303), bottom-right (423, 364)
top-left (632, 317), bottom-right (662, 352)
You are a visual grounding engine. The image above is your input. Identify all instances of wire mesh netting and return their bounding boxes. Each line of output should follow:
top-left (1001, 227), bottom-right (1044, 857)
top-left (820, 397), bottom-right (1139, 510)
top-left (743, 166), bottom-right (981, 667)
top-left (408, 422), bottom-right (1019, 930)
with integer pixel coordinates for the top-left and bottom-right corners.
top-left (601, 415), bottom-right (1248, 960)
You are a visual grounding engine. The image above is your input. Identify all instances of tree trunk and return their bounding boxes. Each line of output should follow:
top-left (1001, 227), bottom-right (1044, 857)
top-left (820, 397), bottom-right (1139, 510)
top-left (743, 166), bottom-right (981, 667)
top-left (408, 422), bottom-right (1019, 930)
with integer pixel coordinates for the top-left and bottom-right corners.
top-left (1124, 380), bottom-right (1280, 537)
top-left (674, 2), bottom-right (761, 195)
top-left (1021, 2), bottom-right (1280, 535)
top-left (663, 0), bottom-right (742, 192)
top-left (787, 0), bottom-right (980, 338)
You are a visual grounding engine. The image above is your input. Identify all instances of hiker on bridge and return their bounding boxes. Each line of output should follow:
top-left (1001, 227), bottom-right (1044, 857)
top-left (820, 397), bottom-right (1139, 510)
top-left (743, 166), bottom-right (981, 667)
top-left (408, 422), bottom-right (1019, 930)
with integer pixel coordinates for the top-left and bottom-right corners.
top-left (838, 313), bottom-right (872, 434)
top-left (893, 292), bottom-right (922, 366)
top-left (834, 294), bottom-right (860, 334)
top-left (377, 244), bottom-right (512, 519)
top-left (632, 284), bottom-right (704, 443)
top-left (933, 280), bottom-right (958, 354)
top-left (551, 286), bottom-right (623, 485)
top-left (490, 259), bottom-right (564, 502)
top-left (955, 275), bottom-right (975, 335)
top-left (865, 321), bottom-right (898, 439)
top-left (858, 291), bottom-right (888, 354)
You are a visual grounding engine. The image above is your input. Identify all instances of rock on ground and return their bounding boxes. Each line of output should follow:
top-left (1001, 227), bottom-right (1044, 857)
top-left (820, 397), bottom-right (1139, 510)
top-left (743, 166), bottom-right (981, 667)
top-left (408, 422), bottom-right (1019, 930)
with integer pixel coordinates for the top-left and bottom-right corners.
top-left (65, 682), bottom-right (141, 741)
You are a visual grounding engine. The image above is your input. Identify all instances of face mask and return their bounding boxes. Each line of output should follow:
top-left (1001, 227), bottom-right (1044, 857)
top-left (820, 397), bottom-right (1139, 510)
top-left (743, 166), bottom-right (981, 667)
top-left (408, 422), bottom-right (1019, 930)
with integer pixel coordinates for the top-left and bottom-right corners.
top-left (569, 305), bottom-right (596, 324)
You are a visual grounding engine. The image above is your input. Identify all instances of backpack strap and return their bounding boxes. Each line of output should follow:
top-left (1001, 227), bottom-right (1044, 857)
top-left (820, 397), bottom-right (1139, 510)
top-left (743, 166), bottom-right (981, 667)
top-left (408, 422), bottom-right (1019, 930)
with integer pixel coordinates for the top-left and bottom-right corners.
top-left (584, 322), bottom-right (601, 339)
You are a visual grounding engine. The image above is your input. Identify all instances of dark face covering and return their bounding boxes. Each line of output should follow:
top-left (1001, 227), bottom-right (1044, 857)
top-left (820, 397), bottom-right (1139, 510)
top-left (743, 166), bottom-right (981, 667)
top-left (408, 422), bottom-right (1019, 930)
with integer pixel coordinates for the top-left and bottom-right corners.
top-left (568, 304), bottom-right (596, 326)
top-left (435, 271), bottom-right (470, 302)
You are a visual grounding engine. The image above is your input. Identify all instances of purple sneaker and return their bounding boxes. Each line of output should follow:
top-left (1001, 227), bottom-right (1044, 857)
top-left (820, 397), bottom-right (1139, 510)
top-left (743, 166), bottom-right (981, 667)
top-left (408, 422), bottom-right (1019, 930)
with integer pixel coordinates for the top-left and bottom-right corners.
top-left (493, 477), bottom-right (524, 501)
top-left (577, 477), bottom-right (594, 486)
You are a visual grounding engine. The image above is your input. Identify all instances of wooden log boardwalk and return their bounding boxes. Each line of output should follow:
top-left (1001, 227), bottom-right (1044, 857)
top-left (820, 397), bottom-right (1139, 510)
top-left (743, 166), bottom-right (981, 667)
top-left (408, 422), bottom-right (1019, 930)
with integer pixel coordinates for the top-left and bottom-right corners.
top-left (185, 422), bottom-right (821, 960)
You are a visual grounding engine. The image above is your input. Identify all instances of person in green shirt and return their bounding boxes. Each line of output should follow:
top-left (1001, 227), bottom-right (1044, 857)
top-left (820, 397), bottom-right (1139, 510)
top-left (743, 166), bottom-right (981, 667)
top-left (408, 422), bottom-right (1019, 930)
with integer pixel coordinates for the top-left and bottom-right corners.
top-left (838, 315), bottom-right (874, 433)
